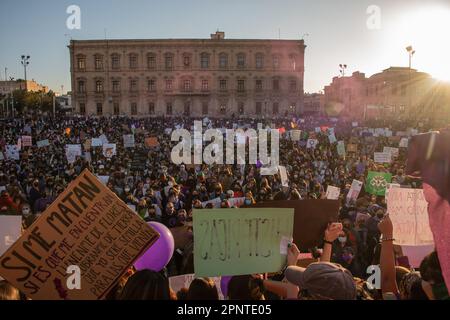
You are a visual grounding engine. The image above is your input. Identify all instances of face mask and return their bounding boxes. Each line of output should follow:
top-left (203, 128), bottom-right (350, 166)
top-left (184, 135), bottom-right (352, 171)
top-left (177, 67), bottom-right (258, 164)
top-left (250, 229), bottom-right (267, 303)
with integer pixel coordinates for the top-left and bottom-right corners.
top-left (124, 188), bottom-right (130, 193)
top-left (22, 208), bottom-right (31, 216)
top-left (245, 199), bottom-right (252, 205)
top-left (338, 236), bottom-right (347, 243)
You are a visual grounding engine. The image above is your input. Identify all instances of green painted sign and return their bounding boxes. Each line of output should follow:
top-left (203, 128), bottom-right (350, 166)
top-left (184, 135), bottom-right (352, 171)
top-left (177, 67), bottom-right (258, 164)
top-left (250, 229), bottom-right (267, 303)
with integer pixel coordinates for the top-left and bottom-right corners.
top-left (365, 171), bottom-right (392, 196)
top-left (193, 208), bottom-right (294, 277)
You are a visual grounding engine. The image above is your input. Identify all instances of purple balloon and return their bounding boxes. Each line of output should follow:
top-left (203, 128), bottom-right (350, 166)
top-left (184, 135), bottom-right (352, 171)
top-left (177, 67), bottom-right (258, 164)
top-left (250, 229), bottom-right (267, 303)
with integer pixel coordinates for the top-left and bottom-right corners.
top-left (220, 276), bottom-right (232, 298)
top-left (256, 160), bottom-right (262, 168)
top-left (134, 221), bottom-right (175, 272)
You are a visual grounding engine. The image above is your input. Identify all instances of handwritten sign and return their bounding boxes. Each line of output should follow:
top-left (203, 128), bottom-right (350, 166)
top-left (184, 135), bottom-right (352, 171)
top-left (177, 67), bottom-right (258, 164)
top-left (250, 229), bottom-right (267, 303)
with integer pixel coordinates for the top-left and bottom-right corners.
top-left (227, 197), bottom-right (245, 208)
top-left (399, 138), bottom-right (409, 148)
top-left (65, 144), bottom-right (82, 164)
top-left (383, 147), bottom-right (399, 158)
top-left (201, 197), bottom-right (222, 208)
top-left (0, 216), bottom-right (22, 256)
top-left (193, 208), bottom-right (294, 277)
top-left (123, 135), bottom-right (135, 148)
top-left (37, 139), bottom-right (50, 148)
top-left (374, 152), bottom-right (391, 163)
top-left (5, 145), bottom-right (20, 160)
top-left (325, 186), bottom-right (340, 200)
top-left (0, 170), bottom-right (159, 300)
top-left (387, 188), bottom-right (434, 246)
top-left (21, 136), bottom-right (32, 147)
top-left (290, 130), bottom-right (302, 141)
top-left (346, 180), bottom-right (363, 206)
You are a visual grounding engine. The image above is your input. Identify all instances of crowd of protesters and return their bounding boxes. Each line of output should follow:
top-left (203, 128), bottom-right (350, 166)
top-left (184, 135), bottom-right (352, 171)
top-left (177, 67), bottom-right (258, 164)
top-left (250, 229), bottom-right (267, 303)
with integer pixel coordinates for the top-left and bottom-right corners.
top-left (0, 114), bottom-right (449, 300)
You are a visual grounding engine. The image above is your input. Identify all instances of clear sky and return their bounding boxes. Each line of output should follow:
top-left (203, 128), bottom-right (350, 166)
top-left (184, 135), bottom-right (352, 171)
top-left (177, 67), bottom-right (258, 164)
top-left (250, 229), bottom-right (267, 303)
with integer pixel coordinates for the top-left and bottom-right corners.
top-left (1, 0), bottom-right (449, 93)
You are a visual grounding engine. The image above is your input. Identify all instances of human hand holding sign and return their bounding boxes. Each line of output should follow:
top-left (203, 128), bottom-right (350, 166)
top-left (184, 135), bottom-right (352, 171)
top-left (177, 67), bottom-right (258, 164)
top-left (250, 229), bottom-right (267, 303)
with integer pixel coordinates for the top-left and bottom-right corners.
top-left (378, 214), bottom-right (393, 238)
top-left (287, 243), bottom-right (300, 266)
top-left (321, 222), bottom-right (342, 262)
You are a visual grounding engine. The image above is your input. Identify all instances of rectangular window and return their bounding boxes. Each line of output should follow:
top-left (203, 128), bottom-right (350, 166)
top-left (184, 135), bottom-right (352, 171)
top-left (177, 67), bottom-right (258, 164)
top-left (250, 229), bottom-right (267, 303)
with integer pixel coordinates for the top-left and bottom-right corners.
top-left (201, 80), bottom-right (209, 91)
top-left (255, 80), bottom-right (263, 92)
top-left (78, 81), bottom-right (85, 93)
top-left (96, 81), bottom-right (103, 93)
top-left (96, 103), bottom-right (103, 116)
top-left (237, 80), bottom-right (245, 92)
top-left (401, 84), bottom-right (407, 96)
top-left (237, 54), bottom-right (245, 68)
top-left (202, 102), bottom-right (208, 115)
top-left (219, 55), bottom-right (228, 68)
top-left (77, 58), bottom-right (86, 71)
top-left (148, 79), bottom-right (156, 92)
top-left (166, 102), bottom-right (173, 115)
top-left (273, 79), bottom-right (280, 91)
top-left (112, 80), bottom-right (120, 93)
top-left (256, 102), bottom-right (262, 114)
top-left (130, 79), bottom-right (138, 92)
top-left (131, 103), bottom-right (137, 115)
top-left (219, 79), bottom-right (227, 91)
top-left (112, 56), bottom-right (120, 70)
top-left (165, 55), bottom-right (173, 70)
top-left (183, 55), bottom-right (191, 68)
top-left (113, 103), bottom-right (120, 115)
top-left (273, 102), bottom-right (279, 114)
top-left (201, 55), bottom-right (209, 69)
top-left (273, 56), bottom-right (280, 69)
top-left (289, 80), bottom-right (297, 92)
top-left (256, 55), bottom-right (264, 69)
top-left (79, 103), bottom-right (86, 115)
top-left (95, 56), bottom-right (103, 70)
top-left (166, 79), bottom-right (173, 90)
top-left (149, 102), bottom-right (155, 115)
top-left (130, 55), bottom-right (138, 69)
top-left (183, 79), bottom-right (191, 91)
top-left (147, 55), bottom-right (156, 70)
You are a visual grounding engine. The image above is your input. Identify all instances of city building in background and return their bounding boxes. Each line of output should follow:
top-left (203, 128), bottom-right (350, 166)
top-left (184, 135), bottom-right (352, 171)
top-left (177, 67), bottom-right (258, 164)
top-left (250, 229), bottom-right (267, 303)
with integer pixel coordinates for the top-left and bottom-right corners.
top-left (69, 31), bottom-right (305, 117)
top-left (0, 79), bottom-right (49, 95)
top-left (324, 67), bottom-right (450, 120)
top-left (303, 92), bottom-right (325, 115)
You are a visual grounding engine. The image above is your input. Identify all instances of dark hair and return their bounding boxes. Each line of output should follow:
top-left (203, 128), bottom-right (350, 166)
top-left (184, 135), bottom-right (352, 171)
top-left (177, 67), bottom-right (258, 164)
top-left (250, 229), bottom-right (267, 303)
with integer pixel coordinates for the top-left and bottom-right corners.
top-left (187, 277), bottom-right (219, 300)
top-left (0, 281), bottom-right (20, 300)
top-left (119, 270), bottom-right (172, 300)
top-left (176, 288), bottom-right (189, 300)
top-left (228, 275), bottom-right (265, 300)
top-left (420, 251), bottom-right (444, 284)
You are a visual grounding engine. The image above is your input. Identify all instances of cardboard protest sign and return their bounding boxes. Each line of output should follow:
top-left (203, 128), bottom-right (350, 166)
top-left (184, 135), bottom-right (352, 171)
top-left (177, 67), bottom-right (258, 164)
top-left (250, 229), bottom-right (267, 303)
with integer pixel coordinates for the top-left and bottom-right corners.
top-left (5, 145), bottom-right (20, 160)
top-left (0, 170), bottom-right (159, 300)
top-left (83, 139), bottom-right (92, 151)
top-left (325, 186), bottom-right (340, 200)
top-left (290, 130), bottom-right (302, 141)
top-left (123, 134), bottom-right (135, 148)
top-left (328, 134), bottom-right (337, 144)
top-left (385, 183), bottom-right (400, 198)
top-left (201, 197), bottom-right (222, 208)
top-left (227, 197), bottom-right (245, 208)
top-left (346, 180), bottom-right (363, 206)
top-left (193, 208), bottom-right (294, 277)
top-left (102, 143), bottom-right (117, 158)
top-left (21, 136), bottom-right (32, 147)
top-left (399, 138), bottom-right (409, 148)
top-left (383, 147), bottom-right (399, 158)
top-left (278, 166), bottom-right (289, 187)
top-left (387, 188), bottom-right (434, 246)
top-left (365, 171), bottom-right (392, 196)
top-left (0, 216), bottom-right (22, 256)
top-left (99, 134), bottom-right (108, 145)
top-left (401, 245), bottom-right (434, 268)
top-left (91, 138), bottom-right (103, 147)
top-left (337, 141), bottom-right (346, 157)
top-left (374, 152), bottom-right (391, 163)
top-left (306, 139), bottom-right (319, 149)
top-left (145, 137), bottom-right (159, 148)
top-left (347, 144), bottom-right (357, 153)
top-left (37, 139), bottom-right (50, 148)
top-left (249, 200), bottom-right (340, 251)
top-left (65, 144), bottom-right (82, 164)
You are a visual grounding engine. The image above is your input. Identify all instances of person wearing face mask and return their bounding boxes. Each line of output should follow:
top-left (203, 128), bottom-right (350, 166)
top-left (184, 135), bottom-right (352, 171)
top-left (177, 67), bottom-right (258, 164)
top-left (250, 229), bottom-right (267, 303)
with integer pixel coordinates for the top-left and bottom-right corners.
top-left (21, 203), bottom-right (37, 229)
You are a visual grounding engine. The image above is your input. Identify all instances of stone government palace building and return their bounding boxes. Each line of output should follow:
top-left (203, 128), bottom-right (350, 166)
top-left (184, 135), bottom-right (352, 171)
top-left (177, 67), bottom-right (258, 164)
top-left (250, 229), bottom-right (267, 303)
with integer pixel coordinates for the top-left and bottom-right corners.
top-left (69, 31), bottom-right (305, 117)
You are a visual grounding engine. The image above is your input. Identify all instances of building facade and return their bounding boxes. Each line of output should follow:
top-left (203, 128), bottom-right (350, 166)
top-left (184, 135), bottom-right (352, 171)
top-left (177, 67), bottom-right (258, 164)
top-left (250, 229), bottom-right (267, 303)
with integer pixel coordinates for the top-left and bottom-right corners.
top-left (303, 93), bottom-right (325, 115)
top-left (0, 80), bottom-right (49, 95)
top-left (69, 32), bottom-right (305, 117)
top-left (324, 67), bottom-right (450, 120)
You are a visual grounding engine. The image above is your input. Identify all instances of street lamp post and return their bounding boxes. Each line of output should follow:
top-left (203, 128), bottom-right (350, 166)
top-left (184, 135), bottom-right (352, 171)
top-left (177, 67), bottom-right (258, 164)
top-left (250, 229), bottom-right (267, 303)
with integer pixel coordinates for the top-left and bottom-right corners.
top-left (406, 46), bottom-right (415, 120)
top-left (339, 64), bottom-right (347, 77)
top-left (20, 55), bottom-right (31, 83)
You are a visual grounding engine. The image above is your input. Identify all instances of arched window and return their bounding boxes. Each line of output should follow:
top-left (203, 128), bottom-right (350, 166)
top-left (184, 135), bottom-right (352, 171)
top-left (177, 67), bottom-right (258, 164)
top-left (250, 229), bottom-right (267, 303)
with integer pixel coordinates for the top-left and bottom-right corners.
top-left (200, 52), bottom-right (209, 69)
top-left (219, 53), bottom-right (228, 68)
top-left (111, 54), bottom-right (120, 70)
top-left (147, 53), bottom-right (156, 70)
top-left (237, 53), bottom-right (246, 68)
top-left (129, 53), bottom-right (138, 69)
top-left (255, 53), bottom-right (264, 69)
top-left (94, 54), bottom-right (103, 70)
